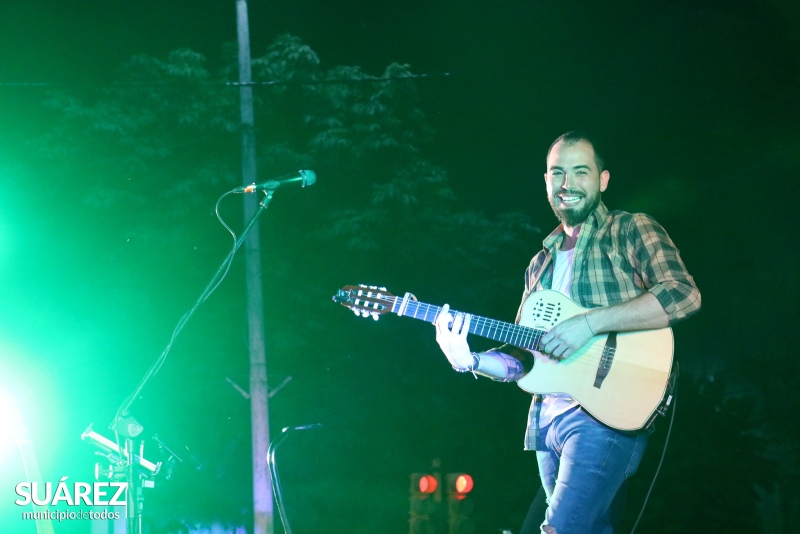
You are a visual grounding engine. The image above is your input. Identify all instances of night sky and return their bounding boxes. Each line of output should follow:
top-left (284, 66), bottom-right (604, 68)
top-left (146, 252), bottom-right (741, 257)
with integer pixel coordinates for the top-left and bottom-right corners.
top-left (1, 1), bottom-right (799, 533)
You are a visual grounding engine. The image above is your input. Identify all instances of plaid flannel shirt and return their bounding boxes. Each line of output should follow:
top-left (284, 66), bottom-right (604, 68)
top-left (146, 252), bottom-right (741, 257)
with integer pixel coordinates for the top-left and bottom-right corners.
top-left (485, 201), bottom-right (701, 449)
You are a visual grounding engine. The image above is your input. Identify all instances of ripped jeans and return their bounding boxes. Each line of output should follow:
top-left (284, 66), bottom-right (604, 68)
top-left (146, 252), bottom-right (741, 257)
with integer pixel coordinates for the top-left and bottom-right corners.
top-left (536, 407), bottom-right (648, 534)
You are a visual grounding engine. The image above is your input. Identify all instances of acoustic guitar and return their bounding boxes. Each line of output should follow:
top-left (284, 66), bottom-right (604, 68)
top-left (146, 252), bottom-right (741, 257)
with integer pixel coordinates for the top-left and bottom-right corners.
top-left (334, 284), bottom-right (674, 431)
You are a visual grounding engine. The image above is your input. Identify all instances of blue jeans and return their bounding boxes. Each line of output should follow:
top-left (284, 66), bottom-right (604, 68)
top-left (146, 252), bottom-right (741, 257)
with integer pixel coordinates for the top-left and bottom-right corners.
top-left (535, 407), bottom-right (648, 534)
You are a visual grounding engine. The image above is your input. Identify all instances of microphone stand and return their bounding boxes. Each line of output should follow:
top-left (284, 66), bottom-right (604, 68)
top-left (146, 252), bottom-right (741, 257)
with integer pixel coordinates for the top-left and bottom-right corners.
top-left (109, 189), bottom-right (276, 533)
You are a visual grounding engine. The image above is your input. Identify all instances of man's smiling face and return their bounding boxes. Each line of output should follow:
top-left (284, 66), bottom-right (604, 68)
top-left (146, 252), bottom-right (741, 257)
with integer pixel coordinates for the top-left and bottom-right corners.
top-left (544, 139), bottom-right (610, 229)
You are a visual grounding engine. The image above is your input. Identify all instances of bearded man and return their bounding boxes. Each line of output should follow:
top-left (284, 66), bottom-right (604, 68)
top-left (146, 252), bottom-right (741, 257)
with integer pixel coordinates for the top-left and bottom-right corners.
top-left (435, 131), bottom-right (701, 533)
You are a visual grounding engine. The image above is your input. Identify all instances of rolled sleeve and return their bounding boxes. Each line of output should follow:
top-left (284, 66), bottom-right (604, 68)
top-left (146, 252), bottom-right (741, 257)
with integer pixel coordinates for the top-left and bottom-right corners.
top-left (629, 213), bottom-right (701, 324)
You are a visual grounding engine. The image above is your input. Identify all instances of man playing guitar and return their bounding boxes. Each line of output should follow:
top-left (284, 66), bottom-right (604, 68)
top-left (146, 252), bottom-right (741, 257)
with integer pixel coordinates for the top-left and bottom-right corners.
top-left (434, 131), bottom-right (701, 534)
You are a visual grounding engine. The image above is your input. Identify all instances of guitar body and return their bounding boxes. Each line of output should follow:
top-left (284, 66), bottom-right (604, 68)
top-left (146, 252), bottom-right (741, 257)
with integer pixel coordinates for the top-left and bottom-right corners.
top-left (515, 290), bottom-right (674, 431)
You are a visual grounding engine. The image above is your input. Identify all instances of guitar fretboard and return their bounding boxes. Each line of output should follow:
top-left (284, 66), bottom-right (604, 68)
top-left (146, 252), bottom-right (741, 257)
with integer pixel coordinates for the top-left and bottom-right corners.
top-left (387, 296), bottom-right (544, 351)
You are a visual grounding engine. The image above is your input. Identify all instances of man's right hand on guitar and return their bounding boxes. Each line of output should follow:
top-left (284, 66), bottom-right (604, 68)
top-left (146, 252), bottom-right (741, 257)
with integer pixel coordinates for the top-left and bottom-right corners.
top-left (434, 303), bottom-right (475, 370)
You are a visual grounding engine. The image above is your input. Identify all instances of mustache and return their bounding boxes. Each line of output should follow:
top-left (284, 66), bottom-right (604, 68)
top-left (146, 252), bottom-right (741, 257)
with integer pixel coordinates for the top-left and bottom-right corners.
top-left (557, 189), bottom-right (585, 196)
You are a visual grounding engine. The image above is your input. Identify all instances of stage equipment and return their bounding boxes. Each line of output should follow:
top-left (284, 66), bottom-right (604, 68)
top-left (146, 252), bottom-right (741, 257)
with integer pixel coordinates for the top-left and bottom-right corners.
top-left (84, 171), bottom-right (314, 533)
top-left (267, 423), bottom-right (323, 534)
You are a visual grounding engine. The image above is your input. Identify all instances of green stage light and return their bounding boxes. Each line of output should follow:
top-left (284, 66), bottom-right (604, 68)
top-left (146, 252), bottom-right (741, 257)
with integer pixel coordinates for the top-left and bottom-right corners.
top-left (0, 389), bottom-right (27, 456)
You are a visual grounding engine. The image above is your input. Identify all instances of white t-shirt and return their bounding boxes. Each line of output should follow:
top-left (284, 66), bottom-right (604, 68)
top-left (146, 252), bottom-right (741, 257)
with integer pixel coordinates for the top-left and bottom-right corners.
top-left (539, 247), bottom-right (580, 426)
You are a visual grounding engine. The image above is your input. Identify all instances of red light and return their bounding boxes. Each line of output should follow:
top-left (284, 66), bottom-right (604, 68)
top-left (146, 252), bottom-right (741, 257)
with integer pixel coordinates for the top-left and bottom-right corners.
top-left (454, 474), bottom-right (473, 495)
top-left (418, 474), bottom-right (438, 494)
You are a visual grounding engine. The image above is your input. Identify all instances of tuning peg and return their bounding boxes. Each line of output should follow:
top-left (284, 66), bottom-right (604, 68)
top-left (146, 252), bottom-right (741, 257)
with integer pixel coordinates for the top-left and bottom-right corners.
top-left (371, 313), bottom-right (380, 321)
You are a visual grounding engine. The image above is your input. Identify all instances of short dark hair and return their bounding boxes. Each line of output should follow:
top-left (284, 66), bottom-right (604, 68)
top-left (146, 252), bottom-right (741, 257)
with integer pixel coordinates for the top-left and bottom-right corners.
top-left (547, 131), bottom-right (606, 172)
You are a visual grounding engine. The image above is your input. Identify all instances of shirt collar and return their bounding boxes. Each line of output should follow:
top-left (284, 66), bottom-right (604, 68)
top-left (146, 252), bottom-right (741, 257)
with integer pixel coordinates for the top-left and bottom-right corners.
top-left (542, 201), bottom-right (609, 253)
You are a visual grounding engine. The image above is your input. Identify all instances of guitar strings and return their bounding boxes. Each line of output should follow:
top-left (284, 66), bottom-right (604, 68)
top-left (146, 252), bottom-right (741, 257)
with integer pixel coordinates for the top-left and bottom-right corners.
top-left (379, 295), bottom-right (611, 369)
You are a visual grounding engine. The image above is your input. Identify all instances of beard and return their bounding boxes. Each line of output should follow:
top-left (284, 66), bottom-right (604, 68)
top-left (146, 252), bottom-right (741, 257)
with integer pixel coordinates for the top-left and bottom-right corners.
top-left (548, 190), bottom-right (601, 227)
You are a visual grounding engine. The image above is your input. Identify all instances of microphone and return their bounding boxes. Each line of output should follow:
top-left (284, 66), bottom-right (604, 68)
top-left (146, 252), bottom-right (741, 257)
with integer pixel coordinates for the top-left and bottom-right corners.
top-left (234, 170), bottom-right (316, 193)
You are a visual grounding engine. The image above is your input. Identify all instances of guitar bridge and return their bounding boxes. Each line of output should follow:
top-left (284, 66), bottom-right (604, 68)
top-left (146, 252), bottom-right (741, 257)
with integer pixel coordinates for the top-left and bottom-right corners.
top-left (593, 332), bottom-right (617, 389)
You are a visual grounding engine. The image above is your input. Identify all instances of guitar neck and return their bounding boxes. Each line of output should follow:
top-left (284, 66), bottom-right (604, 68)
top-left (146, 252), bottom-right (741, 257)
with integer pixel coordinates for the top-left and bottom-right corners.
top-left (388, 297), bottom-right (543, 351)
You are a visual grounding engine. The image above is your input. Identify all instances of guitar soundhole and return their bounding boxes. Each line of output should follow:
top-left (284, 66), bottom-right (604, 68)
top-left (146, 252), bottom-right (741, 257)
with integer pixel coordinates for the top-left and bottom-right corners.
top-left (532, 299), bottom-right (561, 326)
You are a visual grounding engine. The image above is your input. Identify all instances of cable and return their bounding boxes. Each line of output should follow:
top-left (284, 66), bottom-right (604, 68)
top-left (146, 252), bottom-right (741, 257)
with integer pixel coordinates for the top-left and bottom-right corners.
top-left (0, 72), bottom-right (452, 90)
top-left (111, 190), bottom-right (239, 433)
top-left (629, 376), bottom-right (679, 533)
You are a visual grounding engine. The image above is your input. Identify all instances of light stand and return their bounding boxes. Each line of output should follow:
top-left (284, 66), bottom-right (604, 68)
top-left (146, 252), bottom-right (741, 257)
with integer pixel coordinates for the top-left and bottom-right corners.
top-left (82, 422), bottom-right (161, 534)
top-left (117, 415), bottom-right (146, 534)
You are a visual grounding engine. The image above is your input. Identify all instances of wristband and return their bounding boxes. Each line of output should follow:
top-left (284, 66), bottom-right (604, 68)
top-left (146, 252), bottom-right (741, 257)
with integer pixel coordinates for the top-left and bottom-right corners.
top-left (453, 352), bottom-right (480, 378)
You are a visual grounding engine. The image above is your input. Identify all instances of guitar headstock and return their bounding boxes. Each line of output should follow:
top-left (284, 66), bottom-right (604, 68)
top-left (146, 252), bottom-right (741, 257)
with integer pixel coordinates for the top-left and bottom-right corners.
top-left (333, 284), bottom-right (395, 320)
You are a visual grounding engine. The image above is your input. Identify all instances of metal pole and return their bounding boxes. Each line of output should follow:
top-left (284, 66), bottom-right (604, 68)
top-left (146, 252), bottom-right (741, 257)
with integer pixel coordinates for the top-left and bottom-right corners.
top-left (236, 1), bottom-right (274, 533)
